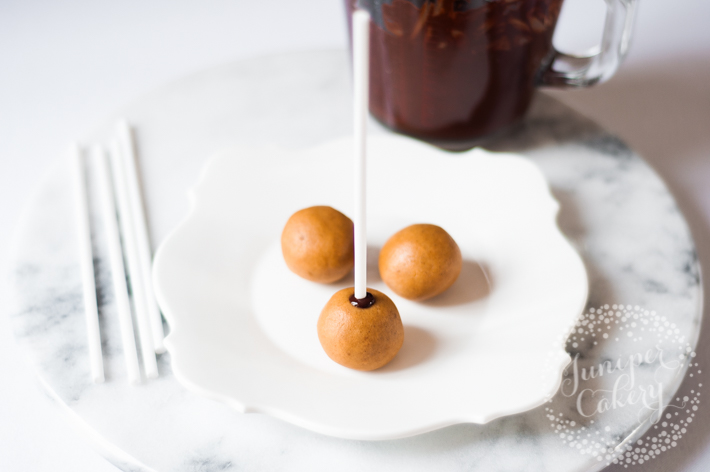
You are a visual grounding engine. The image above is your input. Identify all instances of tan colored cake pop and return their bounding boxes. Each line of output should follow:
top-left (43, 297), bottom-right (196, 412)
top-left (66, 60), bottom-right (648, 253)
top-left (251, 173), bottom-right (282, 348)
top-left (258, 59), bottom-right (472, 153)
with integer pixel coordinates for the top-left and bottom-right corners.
top-left (379, 224), bottom-right (462, 301)
top-left (317, 287), bottom-right (404, 371)
top-left (281, 206), bottom-right (354, 283)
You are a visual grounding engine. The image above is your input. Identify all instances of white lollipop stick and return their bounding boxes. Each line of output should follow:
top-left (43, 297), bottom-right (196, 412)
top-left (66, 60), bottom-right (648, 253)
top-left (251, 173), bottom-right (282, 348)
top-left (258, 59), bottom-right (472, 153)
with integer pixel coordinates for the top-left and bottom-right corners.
top-left (353, 9), bottom-right (370, 301)
top-left (94, 146), bottom-right (142, 385)
top-left (109, 141), bottom-right (159, 379)
top-left (72, 144), bottom-right (105, 384)
top-left (116, 121), bottom-right (165, 353)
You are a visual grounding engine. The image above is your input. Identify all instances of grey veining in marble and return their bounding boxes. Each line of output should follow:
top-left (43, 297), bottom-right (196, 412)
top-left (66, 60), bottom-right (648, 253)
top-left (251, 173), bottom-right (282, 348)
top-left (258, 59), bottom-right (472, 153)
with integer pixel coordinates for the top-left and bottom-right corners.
top-left (5, 50), bottom-right (702, 472)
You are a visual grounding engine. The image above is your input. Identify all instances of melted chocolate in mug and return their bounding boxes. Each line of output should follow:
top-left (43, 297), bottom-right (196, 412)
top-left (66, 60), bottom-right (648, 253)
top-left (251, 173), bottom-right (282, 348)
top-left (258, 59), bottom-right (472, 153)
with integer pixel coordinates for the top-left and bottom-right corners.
top-left (347, 0), bottom-right (564, 147)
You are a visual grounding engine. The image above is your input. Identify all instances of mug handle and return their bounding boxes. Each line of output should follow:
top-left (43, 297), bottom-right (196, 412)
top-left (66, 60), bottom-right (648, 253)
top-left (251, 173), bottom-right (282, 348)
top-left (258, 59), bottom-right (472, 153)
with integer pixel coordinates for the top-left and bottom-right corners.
top-left (539, 0), bottom-right (639, 87)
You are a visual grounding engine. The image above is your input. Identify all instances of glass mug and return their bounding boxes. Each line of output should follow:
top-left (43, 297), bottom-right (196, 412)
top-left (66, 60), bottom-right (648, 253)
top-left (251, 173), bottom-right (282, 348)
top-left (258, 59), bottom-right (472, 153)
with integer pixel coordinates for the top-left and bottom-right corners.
top-left (346, 0), bottom-right (638, 148)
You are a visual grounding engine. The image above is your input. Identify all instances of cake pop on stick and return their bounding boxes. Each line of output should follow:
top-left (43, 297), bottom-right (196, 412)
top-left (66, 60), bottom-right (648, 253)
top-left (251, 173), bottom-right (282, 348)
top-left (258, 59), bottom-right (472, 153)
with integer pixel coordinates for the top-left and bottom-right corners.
top-left (318, 10), bottom-right (403, 371)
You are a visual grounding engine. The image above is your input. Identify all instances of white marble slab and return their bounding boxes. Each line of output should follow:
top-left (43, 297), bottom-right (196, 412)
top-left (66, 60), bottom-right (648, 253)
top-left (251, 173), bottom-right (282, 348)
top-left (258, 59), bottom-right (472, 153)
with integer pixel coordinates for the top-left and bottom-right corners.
top-left (5, 51), bottom-right (702, 472)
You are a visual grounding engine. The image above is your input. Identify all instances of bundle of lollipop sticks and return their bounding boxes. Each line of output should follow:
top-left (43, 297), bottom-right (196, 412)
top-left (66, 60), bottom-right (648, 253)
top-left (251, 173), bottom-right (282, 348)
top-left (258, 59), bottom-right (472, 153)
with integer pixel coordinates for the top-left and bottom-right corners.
top-left (72, 122), bottom-right (165, 384)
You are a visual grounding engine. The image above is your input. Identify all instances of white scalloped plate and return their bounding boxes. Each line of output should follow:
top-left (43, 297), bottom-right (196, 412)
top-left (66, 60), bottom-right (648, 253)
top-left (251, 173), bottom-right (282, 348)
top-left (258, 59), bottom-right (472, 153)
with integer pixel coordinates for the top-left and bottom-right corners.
top-left (152, 135), bottom-right (588, 440)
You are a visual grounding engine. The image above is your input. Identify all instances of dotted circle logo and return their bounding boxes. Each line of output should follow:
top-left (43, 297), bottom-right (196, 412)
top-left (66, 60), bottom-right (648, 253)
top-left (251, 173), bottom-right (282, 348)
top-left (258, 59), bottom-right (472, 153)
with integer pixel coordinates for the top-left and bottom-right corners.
top-left (546, 304), bottom-right (700, 467)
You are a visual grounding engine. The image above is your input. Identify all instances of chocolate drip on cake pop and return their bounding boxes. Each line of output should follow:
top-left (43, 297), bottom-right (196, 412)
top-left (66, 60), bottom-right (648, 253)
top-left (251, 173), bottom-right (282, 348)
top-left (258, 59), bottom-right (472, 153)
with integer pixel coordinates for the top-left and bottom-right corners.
top-left (349, 292), bottom-right (375, 308)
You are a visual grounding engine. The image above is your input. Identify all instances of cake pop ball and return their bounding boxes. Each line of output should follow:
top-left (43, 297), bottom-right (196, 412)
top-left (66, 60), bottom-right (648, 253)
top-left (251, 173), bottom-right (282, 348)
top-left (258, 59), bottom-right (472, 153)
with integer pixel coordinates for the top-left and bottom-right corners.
top-left (379, 224), bottom-right (462, 301)
top-left (281, 206), bottom-right (354, 283)
top-left (318, 287), bottom-right (404, 371)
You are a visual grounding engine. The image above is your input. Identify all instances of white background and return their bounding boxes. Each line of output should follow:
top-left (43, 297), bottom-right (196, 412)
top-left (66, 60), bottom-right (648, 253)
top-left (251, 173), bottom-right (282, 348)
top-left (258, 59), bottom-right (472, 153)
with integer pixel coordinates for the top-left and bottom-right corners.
top-left (1, 0), bottom-right (709, 470)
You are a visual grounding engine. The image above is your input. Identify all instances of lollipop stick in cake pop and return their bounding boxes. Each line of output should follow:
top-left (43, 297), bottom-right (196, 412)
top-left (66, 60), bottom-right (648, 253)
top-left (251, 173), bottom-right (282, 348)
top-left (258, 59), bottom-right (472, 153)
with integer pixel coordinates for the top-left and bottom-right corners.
top-left (353, 9), bottom-right (370, 302)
